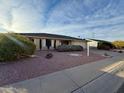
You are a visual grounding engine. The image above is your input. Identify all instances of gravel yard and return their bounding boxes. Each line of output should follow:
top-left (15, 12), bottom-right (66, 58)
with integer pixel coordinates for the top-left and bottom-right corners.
top-left (0, 51), bottom-right (106, 86)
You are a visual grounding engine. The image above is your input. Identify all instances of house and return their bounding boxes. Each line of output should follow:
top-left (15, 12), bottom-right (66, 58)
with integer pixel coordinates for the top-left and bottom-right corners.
top-left (87, 39), bottom-right (98, 48)
top-left (21, 33), bottom-right (89, 50)
top-left (88, 39), bottom-right (115, 50)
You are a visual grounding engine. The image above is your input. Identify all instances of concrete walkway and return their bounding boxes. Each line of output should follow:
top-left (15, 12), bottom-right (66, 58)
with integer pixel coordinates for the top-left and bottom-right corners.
top-left (73, 61), bottom-right (124, 93)
top-left (2, 52), bottom-right (124, 93)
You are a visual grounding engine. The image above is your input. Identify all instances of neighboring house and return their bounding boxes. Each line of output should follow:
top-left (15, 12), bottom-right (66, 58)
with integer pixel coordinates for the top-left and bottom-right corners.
top-left (88, 39), bottom-right (115, 50)
top-left (88, 39), bottom-right (111, 48)
top-left (88, 40), bottom-right (98, 47)
top-left (21, 33), bottom-right (89, 50)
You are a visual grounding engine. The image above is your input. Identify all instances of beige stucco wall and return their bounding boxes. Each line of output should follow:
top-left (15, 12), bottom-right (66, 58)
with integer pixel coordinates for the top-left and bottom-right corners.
top-left (56, 40), bottom-right (61, 47)
top-left (71, 41), bottom-right (87, 49)
top-left (88, 41), bottom-right (98, 47)
top-left (34, 39), bottom-right (40, 50)
top-left (42, 39), bottom-right (48, 50)
top-left (31, 37), bottom-right (87, 50)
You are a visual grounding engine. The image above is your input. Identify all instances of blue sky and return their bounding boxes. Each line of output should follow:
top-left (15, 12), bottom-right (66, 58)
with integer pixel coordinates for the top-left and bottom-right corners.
top-left (0, 0), bottom-right (124, 41)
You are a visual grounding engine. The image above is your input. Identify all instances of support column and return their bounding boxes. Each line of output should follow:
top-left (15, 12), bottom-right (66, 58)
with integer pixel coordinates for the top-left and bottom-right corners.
top-left (42, 39), bottom-right (47, 50)
top-left (50, 40), bottom-right (54, 50)
top-left (34, 39), bottom-right (40, 50)
top-left (87, 42), bottom-right (90, 56)
top-left (56, 40), bottom-right (61, 47)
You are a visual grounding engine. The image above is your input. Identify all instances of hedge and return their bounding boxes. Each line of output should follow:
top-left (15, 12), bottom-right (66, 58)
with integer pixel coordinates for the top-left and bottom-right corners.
top-left (56, 45), bottom-right (83, 52)
top-left (112, 41), bottom-right (124, 49)
top-left (97, 41), bottom-right (115, 50)
top-left (0, 33), bottom-right (36, 62)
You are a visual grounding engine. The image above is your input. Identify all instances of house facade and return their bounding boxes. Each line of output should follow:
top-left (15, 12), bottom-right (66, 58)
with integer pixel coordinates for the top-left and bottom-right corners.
top-left (21, 33), bottom-right (88, 50)
top-left (88, 40), bottom-right (98, 47)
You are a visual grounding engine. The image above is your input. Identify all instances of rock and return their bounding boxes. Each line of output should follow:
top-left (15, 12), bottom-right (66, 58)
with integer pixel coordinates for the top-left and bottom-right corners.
top-left (45, 53), bottom-right (53, 59)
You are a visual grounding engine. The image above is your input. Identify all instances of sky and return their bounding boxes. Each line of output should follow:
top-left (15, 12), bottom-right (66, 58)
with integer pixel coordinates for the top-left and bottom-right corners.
top-left (0, 0), bottom-right (124, 41)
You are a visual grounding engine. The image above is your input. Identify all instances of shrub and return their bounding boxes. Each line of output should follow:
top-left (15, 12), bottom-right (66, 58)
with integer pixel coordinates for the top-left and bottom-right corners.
top-left (97, 41), bottom-right (115, 50)
top-left (112, 41), bottom-right (124, 49)
top-left (0, 33), bottom-right (36, 62)
top-left (56, 45), bottom-right (83, 52)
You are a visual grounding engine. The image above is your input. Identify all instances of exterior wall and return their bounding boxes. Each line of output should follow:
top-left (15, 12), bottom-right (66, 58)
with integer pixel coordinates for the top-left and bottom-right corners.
top-left (28, 36), bottom-right (88, 50)
top-left (33, 38), bottom-right (56, 50)
top-left (71, 41), bottom-right (87, 49)
top-left (34, 39), bottom-right (40, 50)
top-left (42, 39), bottom-right (47, 50)
top-left (33, 39), bottom-right (59, 50)
top-left (88, 41), bottom-right (98, 47)
top-left (56, 40), bottom-right (61, 47)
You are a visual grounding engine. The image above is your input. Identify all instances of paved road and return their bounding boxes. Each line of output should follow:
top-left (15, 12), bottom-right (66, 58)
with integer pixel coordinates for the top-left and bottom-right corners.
top-left (116, 71), bottom-right (124, 93)
top-left (1, 51), bottom-right (124, 93)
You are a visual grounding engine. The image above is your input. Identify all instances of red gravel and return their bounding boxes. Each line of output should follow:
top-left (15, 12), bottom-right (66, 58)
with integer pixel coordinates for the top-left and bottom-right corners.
top-left (0, 51), bottom-right (106, 86)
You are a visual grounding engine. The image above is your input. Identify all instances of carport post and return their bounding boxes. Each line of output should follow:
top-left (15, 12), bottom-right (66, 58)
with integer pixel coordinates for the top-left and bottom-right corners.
top-left (87, 42), bottom-right (90, 56)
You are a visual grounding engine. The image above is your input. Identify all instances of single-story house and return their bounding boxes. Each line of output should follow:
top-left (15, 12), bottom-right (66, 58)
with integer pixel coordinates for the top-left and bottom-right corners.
top-left (21, 33), bottom-right (89, 50)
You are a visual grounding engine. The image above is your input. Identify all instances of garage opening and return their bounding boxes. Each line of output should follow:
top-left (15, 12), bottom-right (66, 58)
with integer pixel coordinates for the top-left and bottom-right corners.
top-left (61, 40), bottom-right (70, 45)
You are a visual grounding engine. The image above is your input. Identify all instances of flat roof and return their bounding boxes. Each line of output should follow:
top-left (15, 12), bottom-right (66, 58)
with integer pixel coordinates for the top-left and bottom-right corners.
top-left (20, 33), bottom-right (86, 41)
top-left (89, 39), bottom-right (111, 43)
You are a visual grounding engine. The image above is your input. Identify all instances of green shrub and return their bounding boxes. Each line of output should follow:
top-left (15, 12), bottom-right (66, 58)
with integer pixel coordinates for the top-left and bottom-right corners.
top-left (0, 33), bottom-right (36, 62)
top-left (56, 45), bottom-right (83, 52)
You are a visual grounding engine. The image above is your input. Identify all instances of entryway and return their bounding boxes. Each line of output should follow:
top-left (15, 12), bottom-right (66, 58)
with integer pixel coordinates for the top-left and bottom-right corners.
top-left (46, 39), bottom-right (51, 49)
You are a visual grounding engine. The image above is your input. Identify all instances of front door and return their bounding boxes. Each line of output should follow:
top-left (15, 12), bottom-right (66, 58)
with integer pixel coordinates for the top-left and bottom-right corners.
top-left (40, 39), bottom-right (42, 50)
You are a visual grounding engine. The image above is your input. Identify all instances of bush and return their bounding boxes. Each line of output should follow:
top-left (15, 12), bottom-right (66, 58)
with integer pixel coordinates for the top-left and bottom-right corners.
top-left (56, 45), bottom-right (83, 52)
top-left (112, 41), bottom-right (124, 49)
top-left (0, 33), bottom-right (36, 62)
top-left (97, 41), bottom-right (115, 50)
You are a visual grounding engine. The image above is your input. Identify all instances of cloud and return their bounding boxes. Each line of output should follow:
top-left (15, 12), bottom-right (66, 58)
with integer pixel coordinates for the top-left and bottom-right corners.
top-left (0, 0), bottom-right (124, 41)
